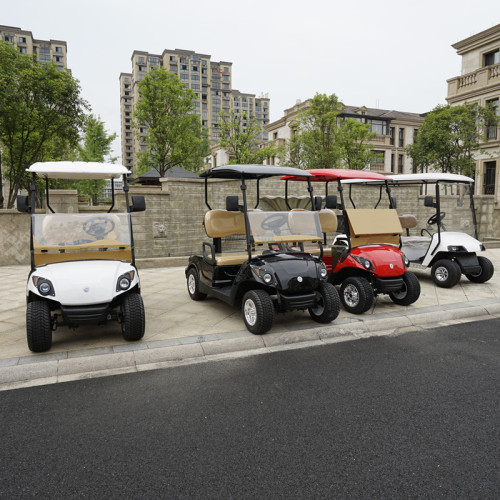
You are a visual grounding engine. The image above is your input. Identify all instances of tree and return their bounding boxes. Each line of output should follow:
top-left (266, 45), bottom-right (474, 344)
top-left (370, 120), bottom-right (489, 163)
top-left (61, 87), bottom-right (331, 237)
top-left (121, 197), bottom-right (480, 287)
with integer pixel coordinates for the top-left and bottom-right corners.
top-left (133, 67), bottom-right (209, 176)
top-left (217, 109), bottom-right (280, 164)
top-left (406, 103), bottom-right (499, 176)
top-left (75, 115), bottom-right (117, 204)
top-left (280, 93), bottom-right (375, 170)
top-left (336, 118), bottom-right (376, 170)
top-left (0, 41), bottom-right (89, 208)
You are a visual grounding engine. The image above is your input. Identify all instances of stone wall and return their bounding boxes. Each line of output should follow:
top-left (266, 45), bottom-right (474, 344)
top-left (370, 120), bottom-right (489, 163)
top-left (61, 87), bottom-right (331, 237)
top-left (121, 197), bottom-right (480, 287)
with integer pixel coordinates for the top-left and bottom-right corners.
top-left (1, 178), bottom-right (499, 267)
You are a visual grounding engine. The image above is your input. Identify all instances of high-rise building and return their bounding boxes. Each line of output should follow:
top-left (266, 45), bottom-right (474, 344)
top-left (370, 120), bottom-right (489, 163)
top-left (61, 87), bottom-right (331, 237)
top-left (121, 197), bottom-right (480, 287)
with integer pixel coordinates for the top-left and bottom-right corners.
top-left (0, 25), bottom-right (67, 70)
top-left (447, 23), bottom-right (500, 198)
top-left (120, 48), bottom-right (270, 171)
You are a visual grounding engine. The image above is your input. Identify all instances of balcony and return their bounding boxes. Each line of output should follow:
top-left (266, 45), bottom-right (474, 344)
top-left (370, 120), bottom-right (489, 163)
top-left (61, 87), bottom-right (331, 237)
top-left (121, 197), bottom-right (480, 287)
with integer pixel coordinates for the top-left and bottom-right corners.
top-left (447, 63), bottom-right (500, 101)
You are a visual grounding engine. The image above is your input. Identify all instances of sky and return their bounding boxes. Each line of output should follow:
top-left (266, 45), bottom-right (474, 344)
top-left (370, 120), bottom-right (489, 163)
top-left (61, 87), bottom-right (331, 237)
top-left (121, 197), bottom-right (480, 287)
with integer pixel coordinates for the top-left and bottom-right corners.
top-left (2, 0), bottom-right (500, 161)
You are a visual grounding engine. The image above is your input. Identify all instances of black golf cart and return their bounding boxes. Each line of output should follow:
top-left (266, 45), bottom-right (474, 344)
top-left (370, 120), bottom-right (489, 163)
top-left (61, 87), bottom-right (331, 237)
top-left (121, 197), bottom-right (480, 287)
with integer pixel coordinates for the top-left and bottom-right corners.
top-left (185, 165), bottom-right (341, 335)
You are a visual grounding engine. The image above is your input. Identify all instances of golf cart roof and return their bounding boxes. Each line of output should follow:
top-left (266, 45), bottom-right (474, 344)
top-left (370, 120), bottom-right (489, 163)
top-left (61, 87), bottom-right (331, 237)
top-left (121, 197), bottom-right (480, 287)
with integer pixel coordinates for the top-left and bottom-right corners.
top-left (201, 164), bottom-right (313, 180)
top-left (342, 172), bottom-right (474, 185)
top-left (282, 169), bottom-right (391, 182)
top-left (28, 162), bottom-right (130, 179)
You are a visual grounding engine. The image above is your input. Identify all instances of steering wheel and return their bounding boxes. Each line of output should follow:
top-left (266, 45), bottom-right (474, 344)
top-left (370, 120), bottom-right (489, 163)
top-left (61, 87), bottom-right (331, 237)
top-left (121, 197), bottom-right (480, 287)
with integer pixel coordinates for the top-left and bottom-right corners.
top-left (427, 212), bottom-right (446, 225)
top-left (261, 213), bottom-right (288, 231)
top-left (83, 217), bottom-right (116, 240)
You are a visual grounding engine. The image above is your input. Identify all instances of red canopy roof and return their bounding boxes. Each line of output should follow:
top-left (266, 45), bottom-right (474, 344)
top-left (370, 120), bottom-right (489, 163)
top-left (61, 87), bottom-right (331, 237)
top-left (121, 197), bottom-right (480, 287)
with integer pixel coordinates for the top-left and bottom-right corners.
top-left (282, 169), bottom-right (391, 182)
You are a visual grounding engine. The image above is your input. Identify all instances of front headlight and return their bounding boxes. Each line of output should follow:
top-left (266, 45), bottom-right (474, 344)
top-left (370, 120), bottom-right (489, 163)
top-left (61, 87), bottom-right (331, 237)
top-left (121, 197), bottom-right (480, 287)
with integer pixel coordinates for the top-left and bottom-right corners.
top-left (263, 273), bottom-right (273, 284)
top-left (447, 245), bottom-right (466, 252)
top-left (353, 256), bottom-right (374, 271)
top-left (402, 254), bottom-right (410, 267)
top-left (116, 272), bottom-right (134, 292)
top-left (32, 276), bottom-right (55, 296)
top-left (319, 265), bottom-right (328, 278)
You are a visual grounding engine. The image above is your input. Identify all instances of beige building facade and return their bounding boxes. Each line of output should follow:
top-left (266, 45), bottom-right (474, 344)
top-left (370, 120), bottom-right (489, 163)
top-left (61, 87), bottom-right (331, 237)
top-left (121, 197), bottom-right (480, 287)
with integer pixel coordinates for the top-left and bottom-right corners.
top-left (266, 100), bottom-right (424, 173)
top-left (0, 25), bottom-right (67, 70)
top-left (120, 49), bottom-right (270, 172)
top-left (447, 23), bottom-right (500, 200)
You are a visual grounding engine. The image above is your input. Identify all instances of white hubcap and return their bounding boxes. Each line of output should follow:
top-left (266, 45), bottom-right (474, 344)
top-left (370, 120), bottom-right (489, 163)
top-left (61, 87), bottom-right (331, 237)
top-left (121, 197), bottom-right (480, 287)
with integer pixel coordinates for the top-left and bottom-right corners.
top-left (244, 299), bottom-right (257, 326)
top-left (188, 274), bottom-right (196, 294)
top-left (344, 284), bottom-right (360, 308)
top-left (435, 266), bottom-right (449, 282)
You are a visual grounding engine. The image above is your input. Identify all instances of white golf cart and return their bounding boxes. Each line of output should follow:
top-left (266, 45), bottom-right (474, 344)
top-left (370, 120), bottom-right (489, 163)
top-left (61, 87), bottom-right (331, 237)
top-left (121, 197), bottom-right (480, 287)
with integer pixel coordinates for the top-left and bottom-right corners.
top-left (343, 172), bottom-right (494, 288)
top-left (17, 161), bottom-right (146, 352)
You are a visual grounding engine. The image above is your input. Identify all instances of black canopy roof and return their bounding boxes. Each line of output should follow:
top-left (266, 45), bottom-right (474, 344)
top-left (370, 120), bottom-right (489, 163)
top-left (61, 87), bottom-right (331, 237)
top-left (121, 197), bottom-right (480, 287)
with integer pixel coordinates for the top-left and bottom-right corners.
top-left (200, 164), bottom-right (312, 180)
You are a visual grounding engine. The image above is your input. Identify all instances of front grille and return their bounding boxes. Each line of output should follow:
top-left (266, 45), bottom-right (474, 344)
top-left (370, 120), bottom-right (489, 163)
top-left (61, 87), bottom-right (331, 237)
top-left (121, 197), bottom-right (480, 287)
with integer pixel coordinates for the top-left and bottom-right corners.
top-left (374, 277), bottom-right (404, 293)
top-left (60, 304), bottom-right (110, 324)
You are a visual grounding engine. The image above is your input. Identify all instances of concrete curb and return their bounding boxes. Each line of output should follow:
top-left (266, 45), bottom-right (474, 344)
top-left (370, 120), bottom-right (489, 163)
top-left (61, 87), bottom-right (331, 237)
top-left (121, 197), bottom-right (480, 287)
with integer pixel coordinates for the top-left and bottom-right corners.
top-left (1, 298), bottom-right (499, 392)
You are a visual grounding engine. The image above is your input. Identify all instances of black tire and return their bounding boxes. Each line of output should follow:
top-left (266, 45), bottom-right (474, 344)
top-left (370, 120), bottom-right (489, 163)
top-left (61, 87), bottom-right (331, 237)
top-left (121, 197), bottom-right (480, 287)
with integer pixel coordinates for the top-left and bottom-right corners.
top-left (339, 277), bottom-right (374, 314)
top-left (389, 271), bottom-right (421, 306)
top-left (242, 290), bottom-right (274, 335)
top-left (431, 259), bottom-right (461, 288)
top-left (121, 293), bottom-right (145, 341)
top-left (187, 267), bottom-right (207, 301)
top-left (26, 300), bottom-right (52, 352)
top-left (465, 256), bottom-right (494, 283)
top-left (309, 282), bottom-right (341, 323)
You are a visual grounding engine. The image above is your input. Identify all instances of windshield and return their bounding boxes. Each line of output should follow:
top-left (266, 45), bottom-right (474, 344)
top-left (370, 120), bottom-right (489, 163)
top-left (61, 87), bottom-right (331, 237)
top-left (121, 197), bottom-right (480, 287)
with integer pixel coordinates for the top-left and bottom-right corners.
top-left (32, 213), bottom-right (132, 265)
top-left (247, 210), bottom-right (323, 244)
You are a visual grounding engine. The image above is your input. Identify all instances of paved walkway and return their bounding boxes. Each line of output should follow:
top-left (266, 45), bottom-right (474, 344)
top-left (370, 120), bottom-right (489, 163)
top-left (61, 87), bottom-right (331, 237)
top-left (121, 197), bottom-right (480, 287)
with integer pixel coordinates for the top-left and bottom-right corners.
top-left (1, 249), bottom-right (499, 390)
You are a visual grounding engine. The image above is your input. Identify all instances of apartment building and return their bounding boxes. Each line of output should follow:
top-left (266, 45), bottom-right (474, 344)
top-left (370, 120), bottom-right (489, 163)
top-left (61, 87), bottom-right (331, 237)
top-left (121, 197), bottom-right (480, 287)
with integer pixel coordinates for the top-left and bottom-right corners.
top-left (447, 23), bottom-right (500, 199)
top-left (266, 100), bottom-right (424, 173)
top-left (0, 25), bottom-right (67, 70)
top-left (120, 49), bottom-right (270, 171)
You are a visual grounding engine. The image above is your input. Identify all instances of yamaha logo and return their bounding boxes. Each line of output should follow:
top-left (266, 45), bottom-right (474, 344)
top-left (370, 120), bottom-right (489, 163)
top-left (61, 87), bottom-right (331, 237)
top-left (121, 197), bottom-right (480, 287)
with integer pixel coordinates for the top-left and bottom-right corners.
top-left (83, 287), bottom-right (90, 293)
top-left (297, 276), bottom-right (303, 283)
top-left (390, 264), bottom-right (394, 269)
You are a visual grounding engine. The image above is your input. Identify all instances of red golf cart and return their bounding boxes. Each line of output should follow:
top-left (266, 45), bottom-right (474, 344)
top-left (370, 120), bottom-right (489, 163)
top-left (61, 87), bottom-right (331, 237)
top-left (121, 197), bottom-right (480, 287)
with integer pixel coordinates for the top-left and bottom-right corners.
top-left (282, 169), bottom-right (420, 314)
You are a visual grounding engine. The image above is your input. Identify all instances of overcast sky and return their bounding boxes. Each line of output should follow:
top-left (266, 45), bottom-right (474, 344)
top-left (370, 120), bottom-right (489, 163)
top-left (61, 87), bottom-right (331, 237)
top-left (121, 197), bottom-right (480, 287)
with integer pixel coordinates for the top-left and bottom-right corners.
top-left (3, 0), bottom-right (499, 161)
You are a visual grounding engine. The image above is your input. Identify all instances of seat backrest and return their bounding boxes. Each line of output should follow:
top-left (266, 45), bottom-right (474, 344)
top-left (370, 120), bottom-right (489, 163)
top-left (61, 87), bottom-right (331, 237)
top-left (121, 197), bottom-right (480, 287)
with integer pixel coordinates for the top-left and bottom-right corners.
top-left (204, 210), bottom-right (245, 238)
top-left (399, 214), bottom-right (418, 230)
top-left (318, 209), bottom-right (337, 233)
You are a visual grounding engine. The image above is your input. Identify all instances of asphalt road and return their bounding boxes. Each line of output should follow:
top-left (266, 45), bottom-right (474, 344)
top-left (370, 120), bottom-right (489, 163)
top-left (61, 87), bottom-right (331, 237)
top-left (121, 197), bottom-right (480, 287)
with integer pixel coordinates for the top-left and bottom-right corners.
top-left (1, 319), bottom-right (499, 499)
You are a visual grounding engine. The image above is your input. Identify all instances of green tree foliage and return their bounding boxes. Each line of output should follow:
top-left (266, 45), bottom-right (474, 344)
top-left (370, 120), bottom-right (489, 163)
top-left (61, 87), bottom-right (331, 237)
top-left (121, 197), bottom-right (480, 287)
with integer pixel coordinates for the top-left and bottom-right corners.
top-left (281, 93), bottom-right (375, 170)
top-left (406, 103), bottom-right (499, 176)
top-left (217, 109), bottom-right (280, 164)
top-left (133, 67), bottom-right (209, 176)
top-left (0, 41), bottom-right (89, 208)
top-left (75, 115), bottom-right (117, 204)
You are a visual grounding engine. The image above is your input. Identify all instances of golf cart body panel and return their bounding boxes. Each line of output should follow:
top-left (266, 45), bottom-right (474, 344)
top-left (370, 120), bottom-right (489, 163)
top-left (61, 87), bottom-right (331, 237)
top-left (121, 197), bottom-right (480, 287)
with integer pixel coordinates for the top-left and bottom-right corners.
top-left (27, 260), bottom-right (139, 306)
top-left (18, 161), bottom-right (146, 351)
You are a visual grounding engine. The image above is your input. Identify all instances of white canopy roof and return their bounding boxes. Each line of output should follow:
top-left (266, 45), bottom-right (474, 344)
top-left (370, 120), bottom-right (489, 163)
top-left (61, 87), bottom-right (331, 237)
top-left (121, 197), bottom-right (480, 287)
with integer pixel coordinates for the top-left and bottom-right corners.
top-left (28, 162), bottom-right (130, 179)
top-left (342, 172), bottom-right (474, 185)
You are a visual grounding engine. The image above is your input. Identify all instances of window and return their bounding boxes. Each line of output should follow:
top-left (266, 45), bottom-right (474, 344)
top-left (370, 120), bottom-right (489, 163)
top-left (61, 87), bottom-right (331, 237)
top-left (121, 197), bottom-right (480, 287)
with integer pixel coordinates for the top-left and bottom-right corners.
top-left (391, 154), bottom-right (395, 173)
top-left (170, 55), bottom-right (176, 61)
top-left (170, 64), bottom-right (177, 72)
top-left (138, 56), bottom-right (145, 63)
top-left (484, 49), bottom-right (499, 67)
top-left (389, 127), bottom-right (395, 145)
top-left (483, 161), bottom-right (496, 194)
top-left (40, 46), bottom-right (50, 54)
top-left (192, 66), bottom-right (199, 72)
top-left (138, 65), bottom-right (145, 72)
top-left (55, 56), bottom-right (63, 63)
top-left (19, 36), bottom-right (27, 44)
top-left (4, 35), bottom-right (14, 42)
top-left (486, 99), bottom-right (498, 140)
top-left (398, 128), bottom-right (404, 147)
top-left (366, 119), bottom-right (387, 135)
top-left (181, 64), bottom-right (188, 71)
top-left (19, 47), bottom-right (27, 54)
top-left (413, 129), bottom-right (418, 142)
top-left (55, 46), bottom-right (62, 53)
top-left (398, 154), bottom-right (404, 173)
top-left (191, 84), bottom-right (200, 90)
top-left (371, 150), bottom-right (385, 169)
top-left (39, 54), bottom-right (51, 62)
top-left (149, 56), bottom-right (159, 64)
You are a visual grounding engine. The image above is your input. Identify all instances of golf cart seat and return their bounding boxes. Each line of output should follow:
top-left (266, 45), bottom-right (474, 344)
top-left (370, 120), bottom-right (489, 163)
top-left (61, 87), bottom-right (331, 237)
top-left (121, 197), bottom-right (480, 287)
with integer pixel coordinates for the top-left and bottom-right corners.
top-left (347, 209), bottom-right (402, 248)
top-left (204, 209), bottom-right (250, 266)
top-left (399, 214), bottom-right (418, 236)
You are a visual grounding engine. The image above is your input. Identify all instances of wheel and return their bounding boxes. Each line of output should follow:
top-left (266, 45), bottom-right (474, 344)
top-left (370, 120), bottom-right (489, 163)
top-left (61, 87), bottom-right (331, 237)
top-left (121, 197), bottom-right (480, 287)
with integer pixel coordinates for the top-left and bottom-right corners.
top-left (187, 267), bottom-right (207, 301)
top-left (121, 293), bottom-right (145, 341)
top-left (309, 282), bottom-right (341, 323)
top-left (389, 271), bottom-right (421, 306)
top-left (465, 256), bottom-right (494, 283)
top-left (27, 300), bottom-right (52, 352)
top-left (431, 259), bottom-right (461, 288)
top-left (242, 290), bottom-right (274, 335)
top-left (339, 277), bottom-right (374, 314)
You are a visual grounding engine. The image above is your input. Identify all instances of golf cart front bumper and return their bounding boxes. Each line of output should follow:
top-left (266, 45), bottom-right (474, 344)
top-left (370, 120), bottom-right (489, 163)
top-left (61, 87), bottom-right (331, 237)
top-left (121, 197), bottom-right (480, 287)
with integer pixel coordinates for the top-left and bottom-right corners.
top-left (455, 253), bottom-right (481, 274)
top-left (60, 303), bottom-right (112, 324)
top-left (278, 291), bottom-right (317, 311)
top-left (374, 276), bottom-right (404, 293)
